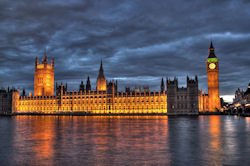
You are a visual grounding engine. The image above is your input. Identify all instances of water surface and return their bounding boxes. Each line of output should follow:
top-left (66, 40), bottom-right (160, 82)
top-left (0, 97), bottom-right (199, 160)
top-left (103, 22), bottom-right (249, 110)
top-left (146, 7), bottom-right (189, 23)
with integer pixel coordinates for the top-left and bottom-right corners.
top-left (0, 115), bottom-right (250, 166)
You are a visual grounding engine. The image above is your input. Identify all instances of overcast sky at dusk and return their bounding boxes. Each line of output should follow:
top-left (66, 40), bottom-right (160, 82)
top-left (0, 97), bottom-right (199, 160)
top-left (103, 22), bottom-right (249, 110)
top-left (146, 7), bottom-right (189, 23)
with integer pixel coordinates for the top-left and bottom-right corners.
top-left (0, 0), bottom-right (250, 102)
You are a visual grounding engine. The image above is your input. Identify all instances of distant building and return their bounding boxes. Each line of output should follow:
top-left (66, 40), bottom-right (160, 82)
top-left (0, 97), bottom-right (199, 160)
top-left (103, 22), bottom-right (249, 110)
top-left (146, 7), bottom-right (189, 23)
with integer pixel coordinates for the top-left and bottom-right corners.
top-left (233, 88), bottom-right (245, 107)
top-left (167, 76), bottom-right (199, 115)
top-left (244, 84), bottom-right (250, 109)
top-left (232, 83), bottom-right (250, 110)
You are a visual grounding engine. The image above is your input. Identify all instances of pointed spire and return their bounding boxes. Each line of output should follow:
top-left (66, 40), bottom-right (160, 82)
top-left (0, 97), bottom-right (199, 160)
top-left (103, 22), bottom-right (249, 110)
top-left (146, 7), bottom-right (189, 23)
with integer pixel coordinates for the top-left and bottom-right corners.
top-left (35, 57), bottom-right (38, 67)
top-left (43, 48), bottom-right (48, 64)
top-left (100, 58), bottom-right (103, 70)
top-left (208, 41), bottom-right (217, 58)
top-left (161, 77), bottom-right (165, 92)
top-left (51, 56), bottom-right (54, 68)
top-left (22, 88), bottom-right (26, 96)
top-left (79, 80), bottom-right (84, 92)
top-left (210, 40), bottom-right (214, 49)
top-left (98, 59), bottom-right (104, 78)
top-left (86, 76), bottom-right (91, 91)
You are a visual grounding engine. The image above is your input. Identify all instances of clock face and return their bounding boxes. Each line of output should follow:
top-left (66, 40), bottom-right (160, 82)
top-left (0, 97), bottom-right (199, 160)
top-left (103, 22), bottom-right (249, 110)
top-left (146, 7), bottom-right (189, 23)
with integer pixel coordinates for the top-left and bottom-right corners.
top-left (209, 63), bottom-right (216, 69)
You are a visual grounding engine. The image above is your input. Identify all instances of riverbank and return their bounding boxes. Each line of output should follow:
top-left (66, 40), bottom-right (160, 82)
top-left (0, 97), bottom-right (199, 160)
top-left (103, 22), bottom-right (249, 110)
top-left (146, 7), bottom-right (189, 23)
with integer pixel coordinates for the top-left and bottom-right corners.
top-left (1, 112), bottom-right (249, 117)
top-left (2, 112), bottom-right (199, 116)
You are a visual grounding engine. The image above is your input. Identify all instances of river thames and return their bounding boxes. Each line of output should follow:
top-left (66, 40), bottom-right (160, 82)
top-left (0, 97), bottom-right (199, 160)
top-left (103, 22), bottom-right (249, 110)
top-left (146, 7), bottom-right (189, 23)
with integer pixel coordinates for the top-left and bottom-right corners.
top-left (0, 115), bottom-right (250, 166)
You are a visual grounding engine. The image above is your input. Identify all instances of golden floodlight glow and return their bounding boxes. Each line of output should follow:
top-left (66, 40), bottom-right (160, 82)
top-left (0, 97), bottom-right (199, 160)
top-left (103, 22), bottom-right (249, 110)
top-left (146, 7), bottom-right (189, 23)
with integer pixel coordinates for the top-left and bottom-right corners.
top-left (34, 55), bottom-right (54, 96)
top-left (199, 41), bottom-right (221, 112)
top-left (12, 43), bottom-right (220, 114)
top-left (14, 91), bottom-right (167, 114)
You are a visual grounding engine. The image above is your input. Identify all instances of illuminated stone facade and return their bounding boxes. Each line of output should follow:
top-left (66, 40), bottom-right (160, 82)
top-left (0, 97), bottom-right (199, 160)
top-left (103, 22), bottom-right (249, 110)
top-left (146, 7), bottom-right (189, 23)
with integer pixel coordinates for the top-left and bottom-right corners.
top-left (12, 58), bottom-right (167, 114)
top-left (199, 90), bottom-right (209, 112)
top-left (14, 84), bottom-right (167, 114)
top-left (34, 51), bottom-right (54, 96)
top-left (96, 60), bottom-right (107, 91)
top-left (10, 42), bottom-right (221, 114)
top-left (199, 42), bottom-right (221, 112)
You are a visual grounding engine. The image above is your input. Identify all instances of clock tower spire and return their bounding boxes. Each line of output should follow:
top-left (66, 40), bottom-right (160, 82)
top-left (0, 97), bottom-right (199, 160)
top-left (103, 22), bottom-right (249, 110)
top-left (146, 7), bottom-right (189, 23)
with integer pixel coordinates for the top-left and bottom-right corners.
top-left (207, 41), bottom-right (220, 111)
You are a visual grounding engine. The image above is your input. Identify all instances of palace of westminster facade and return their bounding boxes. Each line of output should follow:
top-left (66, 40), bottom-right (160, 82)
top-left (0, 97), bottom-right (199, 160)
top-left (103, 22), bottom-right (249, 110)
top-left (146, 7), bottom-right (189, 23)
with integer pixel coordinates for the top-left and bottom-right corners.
top-left (6, 42), bottom-right (220, 115)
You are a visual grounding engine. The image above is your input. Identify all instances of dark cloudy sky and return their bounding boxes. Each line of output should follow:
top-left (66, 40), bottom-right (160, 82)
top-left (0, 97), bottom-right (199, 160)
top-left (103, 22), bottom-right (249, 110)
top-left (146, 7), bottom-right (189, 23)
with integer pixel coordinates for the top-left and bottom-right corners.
top-left (1, 0), bottom-right (250, 102)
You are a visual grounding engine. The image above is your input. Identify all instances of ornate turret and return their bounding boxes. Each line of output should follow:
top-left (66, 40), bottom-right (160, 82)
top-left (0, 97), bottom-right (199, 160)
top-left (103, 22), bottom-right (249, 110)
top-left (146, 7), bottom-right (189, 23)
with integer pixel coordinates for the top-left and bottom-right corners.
top-left (208, 41), bottom-right (217, 58)
top-left (34, 49), bottom-right (54, 96)
top-left (56, 82), bottom-right (67, 96)
top-left (96, 59), bottom-right (107, 91)
top-left (86, 76), bottom-right (91, 92)
top-left (79, 81), bottom-right (85, 93)
top-left (22, 89), bottom-right (26, 96)
top-left (42, 49), bottom-right (48, 65)
top-left (161, 77), bottom-right (165, 92)
top-left (107, 80), bottom-right (118, 94)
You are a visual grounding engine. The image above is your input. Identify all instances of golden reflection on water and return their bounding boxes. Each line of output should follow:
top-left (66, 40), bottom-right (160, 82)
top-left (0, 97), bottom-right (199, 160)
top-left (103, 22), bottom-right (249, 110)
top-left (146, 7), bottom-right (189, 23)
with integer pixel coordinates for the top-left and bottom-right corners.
top-left (12, 116), bottom-right (170, 165)
top-left (245, 117), bottom-right (250, 130)
top-left (209, 116), bottom-right (221, 151)
top-left (8, 115), bottom-right (250, 165)
top-left (32, 117), bottom-right (55, 161)
top-left (13, 116), bottom-right (56, 165)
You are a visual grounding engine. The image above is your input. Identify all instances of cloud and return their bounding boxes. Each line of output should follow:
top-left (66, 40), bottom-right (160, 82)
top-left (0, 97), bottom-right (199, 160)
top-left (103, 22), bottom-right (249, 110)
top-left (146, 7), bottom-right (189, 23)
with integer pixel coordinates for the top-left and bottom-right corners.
top-left (0, 0), bottom-right (250, 102)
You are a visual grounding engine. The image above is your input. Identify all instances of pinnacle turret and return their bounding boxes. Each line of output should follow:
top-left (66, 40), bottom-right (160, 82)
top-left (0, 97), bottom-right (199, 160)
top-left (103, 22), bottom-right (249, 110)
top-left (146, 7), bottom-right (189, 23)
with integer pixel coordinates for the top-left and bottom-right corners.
top-left (161, 77), bottom-right (165, 92)
top-left (210, 41), bottom-right (214, 49)
top-left (86, 76), bottom-right (91, 91)
top-left (98, 59), bottom-right (105, 79)
top-left (208, 41), bottom-right (217, 58)
top-left (43, 48), bottom-right (48, 64)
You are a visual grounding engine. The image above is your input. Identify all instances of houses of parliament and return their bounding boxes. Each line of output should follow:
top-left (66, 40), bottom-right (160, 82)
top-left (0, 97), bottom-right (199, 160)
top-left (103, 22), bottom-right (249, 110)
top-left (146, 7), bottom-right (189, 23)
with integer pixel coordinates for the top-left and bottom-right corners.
top-left (7, 42), bottom-right (220, 115)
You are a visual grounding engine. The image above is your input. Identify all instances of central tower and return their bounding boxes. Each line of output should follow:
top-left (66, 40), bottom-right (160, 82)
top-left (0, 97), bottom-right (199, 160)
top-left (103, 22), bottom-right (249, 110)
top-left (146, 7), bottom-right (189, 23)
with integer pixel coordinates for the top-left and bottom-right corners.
top-left (96, 60), bottom-right (107, 91)
top-left (207, 41), bottom-right (220, 111)
top-left (34, 50), bottom-right (54, 96)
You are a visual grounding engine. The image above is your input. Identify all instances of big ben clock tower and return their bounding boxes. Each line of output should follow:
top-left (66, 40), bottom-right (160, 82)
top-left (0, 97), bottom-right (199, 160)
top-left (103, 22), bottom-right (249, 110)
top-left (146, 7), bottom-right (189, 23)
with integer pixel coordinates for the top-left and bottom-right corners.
top-left (207, 41), bottom-right (220, 111)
